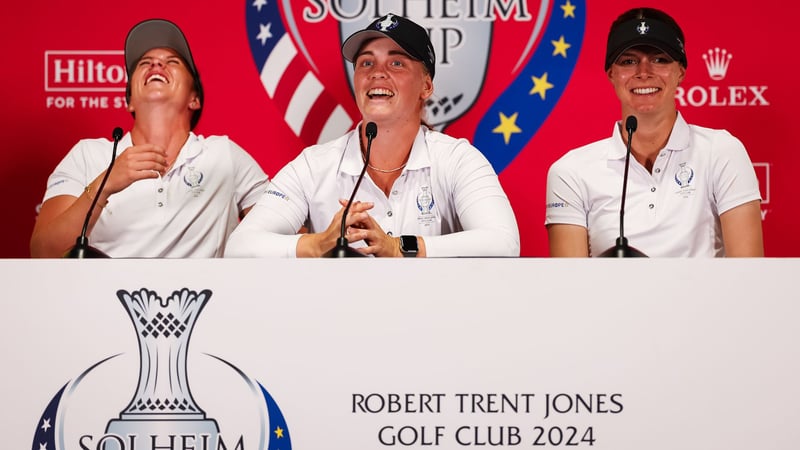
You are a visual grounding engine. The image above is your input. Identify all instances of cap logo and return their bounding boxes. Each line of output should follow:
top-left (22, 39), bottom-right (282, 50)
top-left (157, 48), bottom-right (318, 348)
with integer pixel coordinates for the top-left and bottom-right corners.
top-left (376, 14), bottom-right (399, 32)
top-left (636, 21), bottom-right (650, 35)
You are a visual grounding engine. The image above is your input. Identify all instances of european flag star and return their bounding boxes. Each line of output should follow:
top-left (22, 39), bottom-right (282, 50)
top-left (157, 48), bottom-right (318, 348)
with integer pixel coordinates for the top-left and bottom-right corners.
top-left (551, 36), bottom-right (571, 58)
top-left (530, 73), bottom-right (554, 100)
top-left (561, 0), bottom-right (577, 19)
top-left (492, 112), bottom-right (522, 145)
top-left (274, 425), bottom-right (285, 438)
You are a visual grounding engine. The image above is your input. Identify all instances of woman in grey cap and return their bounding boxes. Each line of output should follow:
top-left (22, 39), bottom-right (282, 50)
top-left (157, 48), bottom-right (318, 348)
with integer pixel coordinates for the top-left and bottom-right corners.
top-left (30, 19), bottom-right (268, 257)
top-left (226, 13), bottom-right (519, 257)
top-left (544, 7), bottom-right (763, 257)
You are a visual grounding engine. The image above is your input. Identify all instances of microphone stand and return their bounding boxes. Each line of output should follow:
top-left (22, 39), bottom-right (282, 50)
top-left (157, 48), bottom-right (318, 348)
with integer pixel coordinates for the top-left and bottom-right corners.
top-left (326, 122), bottom-right (377, 258)
top-left (598, 116), bottom-right (647, 258)
top-left (65, 127), bottom-right (123, 258)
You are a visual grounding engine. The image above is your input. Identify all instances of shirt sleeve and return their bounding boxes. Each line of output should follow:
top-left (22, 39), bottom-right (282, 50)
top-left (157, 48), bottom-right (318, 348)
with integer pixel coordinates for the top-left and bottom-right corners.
top-left (43, 140), bottom-right (102, 202)
top-left (544, 153), bottom-right (589, 228)
top-left (225, 154), bottom-right (309, 258)
top-left (709, 130), bottom-right (762, 215)
top-left (422, 139), bottom-right (520, 257)
top-left (226, 138), bottom-right (269, 211)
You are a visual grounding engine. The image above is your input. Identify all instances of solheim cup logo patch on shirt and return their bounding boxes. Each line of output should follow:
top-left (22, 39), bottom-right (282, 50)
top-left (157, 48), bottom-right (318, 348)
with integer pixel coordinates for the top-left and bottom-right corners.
top-left (244, 0), bottom-right (585, 173)
top-left (674, 163), bottom-right (695, 187)
top-left (416, 185), bottom-right (436, 226)
top-left (184, 166), bottom-right (205, 196)
top-left (673, 162), bottom-right (697, 198)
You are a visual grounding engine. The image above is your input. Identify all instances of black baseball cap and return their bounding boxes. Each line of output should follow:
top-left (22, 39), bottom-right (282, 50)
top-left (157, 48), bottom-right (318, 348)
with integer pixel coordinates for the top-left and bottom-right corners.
top-left (605, 14), bottom-right (687, 70)
top-left (342, 13), bottom-right (436, 79)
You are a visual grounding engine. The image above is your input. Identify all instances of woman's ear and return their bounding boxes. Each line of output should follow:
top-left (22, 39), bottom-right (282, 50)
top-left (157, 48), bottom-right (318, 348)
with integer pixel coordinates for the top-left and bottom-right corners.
top-left (420, 74), bottom-right (434, 100)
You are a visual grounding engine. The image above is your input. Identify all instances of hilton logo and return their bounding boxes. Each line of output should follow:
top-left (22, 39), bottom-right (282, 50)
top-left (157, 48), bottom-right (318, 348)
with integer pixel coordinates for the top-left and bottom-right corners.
top-left (676, 47), bottom-right (768, 107)
top-left (45, 51), bottom-right (127, 92)
top-left (44, 50), bottom-right (130, 110)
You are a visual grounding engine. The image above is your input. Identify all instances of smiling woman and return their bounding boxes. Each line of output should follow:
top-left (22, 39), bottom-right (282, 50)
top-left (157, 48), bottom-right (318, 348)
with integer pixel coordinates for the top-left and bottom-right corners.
top-left (29, 19), bottom-right (268, 258)
top-left (224, 13), bottom-right (520, 258)
top-left (544, 7), bottom-right (763, 258)
top-left (124, 18), bottom-right (205, 130)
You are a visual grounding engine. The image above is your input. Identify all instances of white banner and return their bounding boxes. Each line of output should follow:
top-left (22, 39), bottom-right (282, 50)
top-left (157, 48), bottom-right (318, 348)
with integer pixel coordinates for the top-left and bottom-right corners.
top-left (2, 259), bottom-right (798, 449)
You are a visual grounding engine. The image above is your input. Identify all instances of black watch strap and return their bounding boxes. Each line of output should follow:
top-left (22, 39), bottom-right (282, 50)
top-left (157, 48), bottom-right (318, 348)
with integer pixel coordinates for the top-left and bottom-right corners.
top-left (399, 235), bottom-right (418, 257)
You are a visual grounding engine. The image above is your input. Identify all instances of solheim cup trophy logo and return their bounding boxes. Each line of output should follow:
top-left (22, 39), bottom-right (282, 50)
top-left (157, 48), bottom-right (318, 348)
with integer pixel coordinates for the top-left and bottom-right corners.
top-left (245, 0), bottom-right (586, 173)
top-left (105, 288), bottom-right (219, 449)
top-left (30, 287), bottom-right (293, 450)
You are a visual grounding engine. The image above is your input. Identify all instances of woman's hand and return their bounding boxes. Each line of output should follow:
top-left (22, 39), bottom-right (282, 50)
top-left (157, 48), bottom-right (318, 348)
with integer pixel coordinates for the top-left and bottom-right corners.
top-left (343, 200), bottom-right (402, 257)
top-left (297, 199), bottom-right (375, 257)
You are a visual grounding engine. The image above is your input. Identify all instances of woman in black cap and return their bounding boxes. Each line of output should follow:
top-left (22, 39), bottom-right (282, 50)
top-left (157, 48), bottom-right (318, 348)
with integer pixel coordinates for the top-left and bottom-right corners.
top-left (544, 7), bottom-right (763, 257)
top-left (226, 13), bottom-right (519, 258)
top-left (31, 19), bottom-right (268, 257)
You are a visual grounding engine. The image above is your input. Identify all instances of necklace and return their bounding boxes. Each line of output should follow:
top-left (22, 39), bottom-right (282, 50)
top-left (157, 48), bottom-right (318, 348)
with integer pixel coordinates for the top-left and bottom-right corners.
top-left (367, 161), bottom-right (407, 173)
top-left (359, 128), bottom-right (408, 173)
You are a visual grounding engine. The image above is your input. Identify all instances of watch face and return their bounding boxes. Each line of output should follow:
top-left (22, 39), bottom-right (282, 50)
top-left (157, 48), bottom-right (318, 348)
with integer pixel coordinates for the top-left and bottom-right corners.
top-left (401, 235), bottom-right (418, 253)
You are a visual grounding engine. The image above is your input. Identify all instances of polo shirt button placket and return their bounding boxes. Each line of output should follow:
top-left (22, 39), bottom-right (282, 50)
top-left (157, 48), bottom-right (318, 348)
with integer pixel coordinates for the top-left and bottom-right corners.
top-left (155, 179), bottom-right (167, 209)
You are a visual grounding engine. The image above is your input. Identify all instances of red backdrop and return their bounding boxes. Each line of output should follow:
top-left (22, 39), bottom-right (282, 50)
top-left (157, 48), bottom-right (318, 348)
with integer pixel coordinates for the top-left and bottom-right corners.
top-left (1, 1), bottom-right (793, 257)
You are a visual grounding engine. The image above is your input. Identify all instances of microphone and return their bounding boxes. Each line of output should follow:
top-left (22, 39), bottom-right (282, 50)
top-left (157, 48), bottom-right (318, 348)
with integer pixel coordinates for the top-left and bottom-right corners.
top-left (326, 121), bottom-right (377, 258)
top-left (65, 126), bottom-right (123, 258)
top-left (598, 116), bottom-right (647, 258)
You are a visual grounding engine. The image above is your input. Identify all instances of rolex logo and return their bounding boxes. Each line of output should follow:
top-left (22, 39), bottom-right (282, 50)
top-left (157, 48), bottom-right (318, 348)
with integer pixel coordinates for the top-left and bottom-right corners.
top-left (702, 47), bottom-right (732, 80)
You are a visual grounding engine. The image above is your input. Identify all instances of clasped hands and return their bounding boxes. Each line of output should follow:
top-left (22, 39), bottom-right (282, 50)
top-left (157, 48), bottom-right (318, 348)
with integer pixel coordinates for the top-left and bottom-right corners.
top-left (327, 199), bottom-right (402, 257)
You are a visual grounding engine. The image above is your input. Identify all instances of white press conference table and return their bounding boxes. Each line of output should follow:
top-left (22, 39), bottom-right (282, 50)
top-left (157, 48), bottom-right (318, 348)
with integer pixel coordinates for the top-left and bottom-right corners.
top-left (1, 258), bottom-right (797, 450)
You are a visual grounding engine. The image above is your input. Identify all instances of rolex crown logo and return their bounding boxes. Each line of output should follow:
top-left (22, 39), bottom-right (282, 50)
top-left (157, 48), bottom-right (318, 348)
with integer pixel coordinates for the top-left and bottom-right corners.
top-left (702, 47), bottom-right (732, 81)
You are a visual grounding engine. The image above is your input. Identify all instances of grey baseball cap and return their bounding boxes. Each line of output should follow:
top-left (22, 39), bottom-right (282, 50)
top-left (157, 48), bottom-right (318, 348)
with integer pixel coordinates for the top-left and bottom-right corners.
top-left (124, 18), bottom-right (198, 77)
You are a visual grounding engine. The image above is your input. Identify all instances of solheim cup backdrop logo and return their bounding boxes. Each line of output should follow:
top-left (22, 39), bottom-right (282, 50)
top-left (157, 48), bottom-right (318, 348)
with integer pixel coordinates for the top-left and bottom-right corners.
top-left (31, 288), bottom-right (292, 450)
top-left (245, 0), bottom-right (585, 173)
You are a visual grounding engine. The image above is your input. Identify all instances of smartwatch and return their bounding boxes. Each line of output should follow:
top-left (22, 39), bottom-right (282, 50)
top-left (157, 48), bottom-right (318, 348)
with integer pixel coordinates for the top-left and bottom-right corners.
top-left (399, 235), bottom-right (419, 257)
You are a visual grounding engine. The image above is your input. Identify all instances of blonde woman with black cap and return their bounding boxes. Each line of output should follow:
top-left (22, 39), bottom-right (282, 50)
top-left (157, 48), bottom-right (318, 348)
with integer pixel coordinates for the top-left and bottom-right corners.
top-left (545, 7), bottom-right (763, 257)
top-left (31, 19), bottom-right (268, 257)
top-left (226, 13), bottom-right (519, 258)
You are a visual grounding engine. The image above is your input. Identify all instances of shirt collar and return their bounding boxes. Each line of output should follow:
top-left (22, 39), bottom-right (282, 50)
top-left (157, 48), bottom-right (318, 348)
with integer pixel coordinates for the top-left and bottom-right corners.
top-left (607, 112), bottom-right (689, 161)
top-left (341, 128), bottom-right (365, 176)
top-left (342, 123), bottom-right (432, 175)
top-left (166, 132), bottom-right (201, 176)
top-left (405, 126), bottom-right (431, 171)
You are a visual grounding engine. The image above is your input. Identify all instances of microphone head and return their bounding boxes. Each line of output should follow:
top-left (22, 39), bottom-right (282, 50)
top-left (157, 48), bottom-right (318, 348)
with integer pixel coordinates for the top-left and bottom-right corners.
top-left (365, 122), bottom-right (377, 139)
top-left (625, 116), bottom-right (637, 133)
top-left (112, 127), bottom-right (124, 141)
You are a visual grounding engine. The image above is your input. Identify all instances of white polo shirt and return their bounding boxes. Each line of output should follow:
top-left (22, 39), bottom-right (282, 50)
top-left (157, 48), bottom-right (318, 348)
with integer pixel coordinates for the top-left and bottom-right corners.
top-left (43, 132), bottom-right (268, 257)
top-left (545, 113), bottom-right (761, 257)
top-left (225, 125), bottom-right (519, 257)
